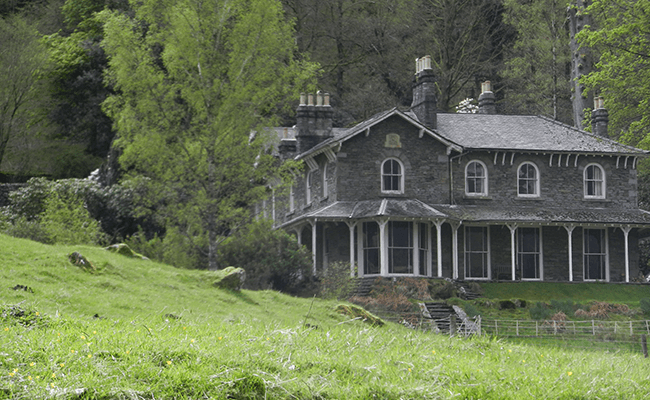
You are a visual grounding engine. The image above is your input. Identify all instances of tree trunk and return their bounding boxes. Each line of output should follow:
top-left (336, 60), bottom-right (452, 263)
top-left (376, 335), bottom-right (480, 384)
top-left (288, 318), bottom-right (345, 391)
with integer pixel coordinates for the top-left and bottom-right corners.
top-left (568, 0), bottom-right (594, 129)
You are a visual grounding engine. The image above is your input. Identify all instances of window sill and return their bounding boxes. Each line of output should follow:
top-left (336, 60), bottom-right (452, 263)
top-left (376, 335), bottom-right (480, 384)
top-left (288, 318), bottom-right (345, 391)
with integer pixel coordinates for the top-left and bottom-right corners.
top-left (463, 195), bottom-right (492, 200)
top-left (514, 196), bottom-right (542, 201)
top-left (582, 198), bottom-right (610, 203)
top-left (302, 203), bottom-right (312, 211)
top-left (320, 195), bottom-right (329, 203)
top-left (381, 192), bottom-right (405, 198)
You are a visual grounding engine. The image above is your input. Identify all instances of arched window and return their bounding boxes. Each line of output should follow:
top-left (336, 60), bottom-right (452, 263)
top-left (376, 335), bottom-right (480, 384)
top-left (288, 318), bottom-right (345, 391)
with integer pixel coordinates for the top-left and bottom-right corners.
top-left (518, 162), bottom-right (539, 197)
top-left (466, 161), bottom-right (487, 196)
top-left (584, 164), bottom-right (605, 198)
top-left (382, 158), bottom-right (403, 193)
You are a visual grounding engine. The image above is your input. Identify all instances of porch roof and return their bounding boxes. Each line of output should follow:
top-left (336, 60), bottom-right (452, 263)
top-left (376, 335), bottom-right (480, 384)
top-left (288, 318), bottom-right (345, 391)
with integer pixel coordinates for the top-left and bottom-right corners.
top-left (436, 205), bottom-right (650, 227)
top-left (279, 201), bottom-right (650, 229)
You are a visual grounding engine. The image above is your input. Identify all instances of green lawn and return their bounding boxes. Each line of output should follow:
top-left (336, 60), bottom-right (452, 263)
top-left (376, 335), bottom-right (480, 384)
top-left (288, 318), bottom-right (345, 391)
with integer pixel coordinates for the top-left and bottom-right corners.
top-left (2, 234), bottom-right (650, 399)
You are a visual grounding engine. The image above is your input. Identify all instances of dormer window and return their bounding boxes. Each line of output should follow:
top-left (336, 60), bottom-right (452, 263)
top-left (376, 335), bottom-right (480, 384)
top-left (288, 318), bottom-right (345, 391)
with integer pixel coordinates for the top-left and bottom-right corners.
top-left (518, 162), bottom-right (539, 197)
top-left (382, 158), bottom-right (403, 193)
top-left (466, 161), bottom-right (487, 196)
top-left (584, 164), bottom-right (605, 199)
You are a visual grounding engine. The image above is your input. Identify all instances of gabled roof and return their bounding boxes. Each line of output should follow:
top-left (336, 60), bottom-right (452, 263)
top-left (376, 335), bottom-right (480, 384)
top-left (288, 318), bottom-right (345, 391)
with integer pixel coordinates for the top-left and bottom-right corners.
top-left (289, 109), bottom-right (647, 161)
top-left (296, 108), bottom-right (463, 160)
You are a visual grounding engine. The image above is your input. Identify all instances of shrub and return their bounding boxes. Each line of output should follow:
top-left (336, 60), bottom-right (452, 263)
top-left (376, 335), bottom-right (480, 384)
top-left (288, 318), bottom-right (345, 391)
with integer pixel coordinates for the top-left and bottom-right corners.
top-left (218, 219), bottom-right (313, 295)
top-left (529, 302), bottom-right (551, 320)
top-left (40, 191), bottom-right (105, 245)
top-left (640, 298), bottom-right (650, 315)
top-left (430, 280), bottom-right (457, 299)
top-left (319, 261), bottom-right (355, 300)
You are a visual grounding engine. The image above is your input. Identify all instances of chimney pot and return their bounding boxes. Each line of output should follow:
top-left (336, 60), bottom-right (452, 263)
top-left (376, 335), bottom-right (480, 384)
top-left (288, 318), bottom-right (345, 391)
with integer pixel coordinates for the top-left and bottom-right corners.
top-left (592, 96), bottom-right (608, 137)
top-left (594, 96), bottom-right (605, 109)
top-left (481, 81), bottom-right (492, 94)
top-left (323, 93), bottom-right (330, 106)
top-left (307, 93), bottom-right (314, 106)
top-left (299, 93), bottom-right (307, 106)
top-left (478, 80), bottom-right (496, 114)
top-left (316, 90), bottom-right (323, 106)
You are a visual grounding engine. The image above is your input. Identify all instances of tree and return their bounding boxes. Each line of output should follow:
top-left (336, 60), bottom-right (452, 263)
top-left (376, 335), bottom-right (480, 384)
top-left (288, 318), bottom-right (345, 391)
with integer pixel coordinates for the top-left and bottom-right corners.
top-left (500, 0), bottom-right (572, 123)
top-left (578, 0), bottom-right (650, 146)
top-left (412, 0), bottom-right (513, 112)
top-left (0, 15), bottom-right (49, 172)
top-left (100, 0), bottom-right (315, 269)
top-left (282, 0), bottom-right (415, 125)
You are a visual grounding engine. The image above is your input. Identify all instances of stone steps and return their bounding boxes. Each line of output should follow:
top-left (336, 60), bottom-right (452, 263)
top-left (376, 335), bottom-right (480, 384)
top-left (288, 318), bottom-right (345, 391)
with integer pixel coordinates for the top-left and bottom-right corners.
top-left (423, 302), bottom-right (456, 333)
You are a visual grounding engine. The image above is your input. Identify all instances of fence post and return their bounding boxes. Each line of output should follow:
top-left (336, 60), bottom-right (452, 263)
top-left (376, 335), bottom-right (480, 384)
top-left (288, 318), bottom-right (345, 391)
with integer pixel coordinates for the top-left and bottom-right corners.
top-left (535, 321), bottom-right (538, 336)
top-left (615, 321), bottom-right (617, 334)
top-left (592, 320), bottom-right (595, 335)
top-left (630, 321), bottom-right (633, 336)
top-left (495, 320), bottom-right (498, 336)
top-left (553, 320), bottom-right (557, 335)
top-left (646, 320), bottom-right (649, 334)
top-left (516, 320), bottom-right (519, 336)
top-left (643, 335), bottom-right (648, 358)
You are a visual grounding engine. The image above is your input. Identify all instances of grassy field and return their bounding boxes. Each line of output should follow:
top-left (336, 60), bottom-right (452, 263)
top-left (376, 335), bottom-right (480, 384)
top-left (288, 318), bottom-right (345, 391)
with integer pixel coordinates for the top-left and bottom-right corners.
top-left (2, 234), bottom-right (650, 399)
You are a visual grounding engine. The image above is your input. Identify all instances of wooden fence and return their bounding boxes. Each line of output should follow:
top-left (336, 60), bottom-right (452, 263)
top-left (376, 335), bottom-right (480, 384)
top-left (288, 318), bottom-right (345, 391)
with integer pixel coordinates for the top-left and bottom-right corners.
top-left (482, 319), bottom-right (650, 338)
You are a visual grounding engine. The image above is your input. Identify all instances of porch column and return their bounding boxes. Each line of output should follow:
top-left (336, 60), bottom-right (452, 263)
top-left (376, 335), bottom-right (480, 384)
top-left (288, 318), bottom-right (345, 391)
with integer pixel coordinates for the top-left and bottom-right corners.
top-left (379, 220), bottom-right (388, 276)
top-left (507, 224), bottom-right (518, 281)
top-left (347, 222), bottom-right (356, 277)
top-left (451, 222), bottom-right (460, 280)
top-left (356, 222), bottom-right (364, 277)
top-left (311, 220), bottom-right (317, 275)
top-left (434, 220), bottom-right (444, 278)
top-left (621, 226), bottom-right (632, 283)
top-left (413, 222), bottom-right (420, 275)
top-left (427, 222), bottom-right (433, 277)
top-left (563, 225), bottom-right (575, 282)
top-left (296, 227), bottom-right (302, 246)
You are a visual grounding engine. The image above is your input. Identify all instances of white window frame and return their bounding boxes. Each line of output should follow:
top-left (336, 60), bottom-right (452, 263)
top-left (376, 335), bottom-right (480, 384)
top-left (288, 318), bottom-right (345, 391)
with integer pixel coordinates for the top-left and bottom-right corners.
top-left (517, 227), bottom-right (543, 280)
top-left (306, 170), bottom-right (314, 204)
top-left (465, 160), bottom-right (488, 196)
top-left (584, 163), bottom-right (606, 199)
top-left (322, 163), bottom-right (328, 198)
top-left (381, 158), bottom-right (404, 194)
top-left (388, 221), bottom-right (413, 274)
top-left (464, 225), bottom-right (490, 279)
top-left (517, 162), bottom-right (540, 197)
top-left (583, 228), bottom-right (609, 281)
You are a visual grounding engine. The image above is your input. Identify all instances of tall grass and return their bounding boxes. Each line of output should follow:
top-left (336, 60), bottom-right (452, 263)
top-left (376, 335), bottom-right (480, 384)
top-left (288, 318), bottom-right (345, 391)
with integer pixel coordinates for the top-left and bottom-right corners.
top-left (2, 234), bottom-right (650, 399)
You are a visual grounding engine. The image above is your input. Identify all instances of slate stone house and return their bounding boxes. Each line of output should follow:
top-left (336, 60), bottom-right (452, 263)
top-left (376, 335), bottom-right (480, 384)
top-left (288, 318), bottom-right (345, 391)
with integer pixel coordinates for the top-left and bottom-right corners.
top-left (267, 55), bottom-right (650, 283)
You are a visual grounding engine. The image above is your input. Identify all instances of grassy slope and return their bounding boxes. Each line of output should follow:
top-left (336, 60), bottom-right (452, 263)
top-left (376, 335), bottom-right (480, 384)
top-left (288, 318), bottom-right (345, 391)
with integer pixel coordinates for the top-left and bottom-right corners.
top-left (2, 234), bottom-right (650, 399)
top-left (481, 281), bottom-right (650, 304)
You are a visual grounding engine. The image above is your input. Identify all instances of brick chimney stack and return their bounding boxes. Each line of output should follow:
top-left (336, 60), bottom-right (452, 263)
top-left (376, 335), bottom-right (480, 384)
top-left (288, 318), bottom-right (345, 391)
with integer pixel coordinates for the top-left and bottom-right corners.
top-left (295, 91), bottom-right (334, 153)
top-left (411, 55), bottom-right (437, 129)
top-left (478, 81), bottom-right (496, 114)
top-left (592, 96), bottom-right (608, 138)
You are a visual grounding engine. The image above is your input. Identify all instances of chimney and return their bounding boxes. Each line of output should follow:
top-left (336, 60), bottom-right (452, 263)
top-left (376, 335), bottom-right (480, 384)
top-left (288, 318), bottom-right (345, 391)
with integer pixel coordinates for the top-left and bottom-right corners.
top-left (592, 96), bottom-right (608, 137)
top-left (410, 55), bottom-right (437, 129)
top-left (295, 91), bottom-right (333, 153)
top-left (278, 127), bottom-right (296, 159)
top-left (478, 81), bottom-right (497, 114)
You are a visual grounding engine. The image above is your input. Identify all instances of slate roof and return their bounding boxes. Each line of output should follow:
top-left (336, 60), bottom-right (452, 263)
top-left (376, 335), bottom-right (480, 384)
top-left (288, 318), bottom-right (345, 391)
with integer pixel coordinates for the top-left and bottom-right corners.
top-left (291, 109), bottom-right (647, 159)
top-left (435, 205), bottom-right (650, 226)
top-left (278, 201), bottom-right (650, 228)
top-left (434, 114), bottom-right (645, 154)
